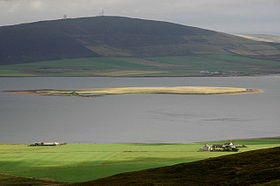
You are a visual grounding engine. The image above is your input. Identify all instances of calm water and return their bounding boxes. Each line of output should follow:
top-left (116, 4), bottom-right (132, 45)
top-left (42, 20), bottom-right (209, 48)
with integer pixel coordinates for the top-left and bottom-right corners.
top-left (0, 76), bottom-right (280, 144)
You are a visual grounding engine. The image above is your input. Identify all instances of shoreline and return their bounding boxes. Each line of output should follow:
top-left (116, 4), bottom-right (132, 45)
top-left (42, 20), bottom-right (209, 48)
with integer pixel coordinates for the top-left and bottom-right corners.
top-left (0, 73), bottom-right (280, 78)
top-left (1, 136), bottom-right (279, 145)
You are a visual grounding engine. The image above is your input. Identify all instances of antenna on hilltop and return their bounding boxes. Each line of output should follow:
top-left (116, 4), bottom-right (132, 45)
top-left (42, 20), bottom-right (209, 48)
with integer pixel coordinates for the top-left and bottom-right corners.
top-left (99, 8), bottom-right (104, 16)
top-left (63, 14), bottom-right (67, 19)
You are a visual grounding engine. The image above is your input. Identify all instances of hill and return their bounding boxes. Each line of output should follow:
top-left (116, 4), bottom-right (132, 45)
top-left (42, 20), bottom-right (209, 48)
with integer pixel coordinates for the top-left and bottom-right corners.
top-left (234, 34), bottom-right (280, 43)
top-left (70, 146), bottom-right (280, 185)
top-left (1, 16), bottom-right (280, 66)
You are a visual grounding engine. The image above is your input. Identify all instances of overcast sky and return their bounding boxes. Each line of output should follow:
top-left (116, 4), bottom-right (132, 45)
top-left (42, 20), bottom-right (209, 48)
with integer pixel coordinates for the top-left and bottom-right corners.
top-left (0, 0), bottom-right (280, 35)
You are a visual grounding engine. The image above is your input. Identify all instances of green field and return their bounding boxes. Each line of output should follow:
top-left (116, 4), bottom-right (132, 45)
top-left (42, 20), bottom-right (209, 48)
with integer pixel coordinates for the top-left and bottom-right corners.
top-left (0, 138), bottom-right (280, 183)
top-left (1, 54), bottom-right (280, 77)
top-left (82, 146), bottom-right (280, 186)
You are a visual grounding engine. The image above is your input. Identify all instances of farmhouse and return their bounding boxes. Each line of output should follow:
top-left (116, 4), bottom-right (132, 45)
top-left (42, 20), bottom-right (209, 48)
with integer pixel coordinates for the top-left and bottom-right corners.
top-left (223, 142), bottom-right (234, 148)
top-left (211, 142), bottom-right (239, 152)
top-left (198, 142), bottom-right (245, 152)
top-left (212, 144), bottom-right (223, 148)
top-left (29, 142), bottom-right (60, 146)
top-left (198, 144), bottom-right (212, 152)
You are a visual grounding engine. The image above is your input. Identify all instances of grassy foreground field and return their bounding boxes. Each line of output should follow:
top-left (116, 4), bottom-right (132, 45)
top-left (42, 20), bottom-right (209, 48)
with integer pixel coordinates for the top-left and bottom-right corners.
top-left (76, 146), bottom-right (280, 186)
top-left (5, 86), bottom-right (262, 97)
top-left (1, 54), bottom-right (280, 77)
top-left (0, 138), bottom-right (280, 183)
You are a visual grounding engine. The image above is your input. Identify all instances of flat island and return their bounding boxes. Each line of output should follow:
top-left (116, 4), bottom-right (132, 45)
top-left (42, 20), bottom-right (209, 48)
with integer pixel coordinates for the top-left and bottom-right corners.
top-left (5, 86), bottom-right (263, 97)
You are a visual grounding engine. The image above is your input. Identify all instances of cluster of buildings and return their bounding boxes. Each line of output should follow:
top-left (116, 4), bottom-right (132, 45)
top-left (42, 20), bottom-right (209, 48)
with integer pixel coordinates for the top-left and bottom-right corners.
top-left (199, 70), bottom-right (221, 75)
top-left (198, 142), bottom-right (246, 152)
top-left (29, 142), bottom-right (64, 146)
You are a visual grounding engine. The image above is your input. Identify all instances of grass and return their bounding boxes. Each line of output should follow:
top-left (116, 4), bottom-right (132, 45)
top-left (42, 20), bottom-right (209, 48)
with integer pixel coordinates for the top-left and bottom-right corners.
top-left (0, 138), bottom-right (280, 183)
top-left (78, 146), bottom-right (280, 186)
top-left (6, 86), bottom-right (262, 97)
top-left (1, 54), bottom-right (280, 77)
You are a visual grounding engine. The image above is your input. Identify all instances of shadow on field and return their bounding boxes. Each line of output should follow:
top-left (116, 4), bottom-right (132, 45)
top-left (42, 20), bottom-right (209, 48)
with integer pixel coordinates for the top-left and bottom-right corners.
top-left (68, 147), bottom-right (280, 186)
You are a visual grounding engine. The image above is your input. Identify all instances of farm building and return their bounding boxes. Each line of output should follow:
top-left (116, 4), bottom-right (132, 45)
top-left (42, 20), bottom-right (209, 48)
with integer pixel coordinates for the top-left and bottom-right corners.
top-left (212, 144), bottom-right (223, 148)
top-left (211, 142), bottom-right (239, 152)
top-left (198, 144), bottom-right (212, 152)
top-left (29, 142), bottom-right (61, 146)
top-left (223, 142), bottom-right (234, 148)
top-left (198, 142), bottom-right (245, 152)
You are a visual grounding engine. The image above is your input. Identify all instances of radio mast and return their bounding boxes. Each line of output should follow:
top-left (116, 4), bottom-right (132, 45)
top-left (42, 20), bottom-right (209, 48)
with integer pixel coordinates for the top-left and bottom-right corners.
top-left (99, 9), bottom-right (104, 16)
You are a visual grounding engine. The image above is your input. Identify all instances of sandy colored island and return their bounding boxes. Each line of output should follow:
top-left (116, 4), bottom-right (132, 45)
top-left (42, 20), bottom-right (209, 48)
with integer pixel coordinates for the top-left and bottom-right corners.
top-left (5, 86), bottom-right (263, 97)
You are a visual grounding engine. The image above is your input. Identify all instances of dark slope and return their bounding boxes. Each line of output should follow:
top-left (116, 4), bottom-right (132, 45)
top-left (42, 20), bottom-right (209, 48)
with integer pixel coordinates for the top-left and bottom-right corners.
top-left (0, 173), bottom-right (63, 185)
top-left (0, 22), bottom-right (99, 65)
top-left (70, 147), bottom-right (280, 186)
top-left (1, 16), bottom-right (280, 65)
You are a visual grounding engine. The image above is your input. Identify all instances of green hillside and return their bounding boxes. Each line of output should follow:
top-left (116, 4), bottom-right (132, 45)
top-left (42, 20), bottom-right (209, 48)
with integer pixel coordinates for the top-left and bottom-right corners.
top-left (1, 16), bottom-right (280, 77)
top-left (1, 54), bottom-right (280, 77)
top-left (72, 146), bottom-right (280, 186)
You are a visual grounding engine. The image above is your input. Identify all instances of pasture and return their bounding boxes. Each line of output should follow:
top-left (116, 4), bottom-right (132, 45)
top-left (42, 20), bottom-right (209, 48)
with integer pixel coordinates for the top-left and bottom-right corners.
top-left (1, 54), bottom-right (280, 77)
top-left (0, 138), bottom-right (280, 183)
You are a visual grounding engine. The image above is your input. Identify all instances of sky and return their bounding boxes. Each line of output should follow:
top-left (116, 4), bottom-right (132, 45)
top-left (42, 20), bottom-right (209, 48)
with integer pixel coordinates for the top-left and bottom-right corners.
top-left (0, 0), bottom-right (280, 35)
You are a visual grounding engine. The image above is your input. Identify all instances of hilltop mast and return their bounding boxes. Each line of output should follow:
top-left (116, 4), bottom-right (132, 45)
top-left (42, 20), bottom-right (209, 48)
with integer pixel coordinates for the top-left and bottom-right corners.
top-left (99, 9), bottom-right (104, 16)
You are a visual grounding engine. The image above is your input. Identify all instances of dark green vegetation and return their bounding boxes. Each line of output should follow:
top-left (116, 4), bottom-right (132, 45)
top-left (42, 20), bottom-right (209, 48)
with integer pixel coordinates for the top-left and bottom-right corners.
top-left (0, 138), bottom-right (280, 185)
top-left (1, 54), bottom-right (280, 77)
top-left (0, 173), bottom-right (62, 185)
top-left (0, 16), bottom-right (280, 76)
top-left (72, 146), bottom-right (280, 186)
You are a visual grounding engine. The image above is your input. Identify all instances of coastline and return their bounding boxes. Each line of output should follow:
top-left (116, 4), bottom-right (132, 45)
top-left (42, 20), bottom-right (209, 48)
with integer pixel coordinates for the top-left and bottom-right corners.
top-left (1, 136), bottom-right (279, 145)
top-left (0, 73), bottom-right (280, 78)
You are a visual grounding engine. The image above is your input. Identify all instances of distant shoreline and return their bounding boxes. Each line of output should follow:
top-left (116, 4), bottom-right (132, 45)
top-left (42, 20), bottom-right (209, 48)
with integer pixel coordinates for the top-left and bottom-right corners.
top-left (1, 136), bottom-right (279, 145)
top-left (0, 73), bottom-right (280, 78)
